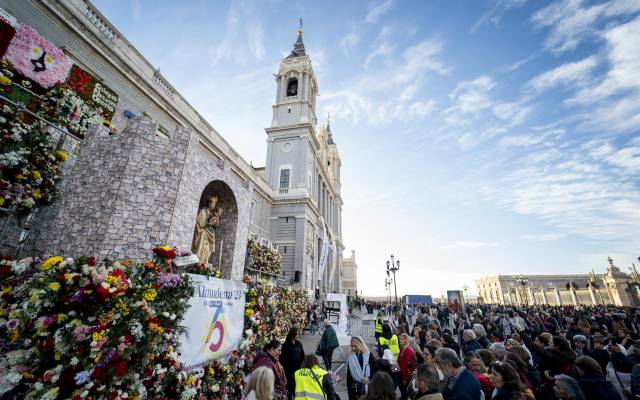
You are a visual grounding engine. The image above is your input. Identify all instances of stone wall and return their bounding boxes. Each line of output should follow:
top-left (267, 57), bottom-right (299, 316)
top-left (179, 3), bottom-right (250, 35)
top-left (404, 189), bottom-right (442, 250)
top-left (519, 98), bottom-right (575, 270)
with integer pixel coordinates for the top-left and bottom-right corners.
top-left (167, 136), bottom-right (253, 280)
top-left (47, 116), bottom-right (191, 260)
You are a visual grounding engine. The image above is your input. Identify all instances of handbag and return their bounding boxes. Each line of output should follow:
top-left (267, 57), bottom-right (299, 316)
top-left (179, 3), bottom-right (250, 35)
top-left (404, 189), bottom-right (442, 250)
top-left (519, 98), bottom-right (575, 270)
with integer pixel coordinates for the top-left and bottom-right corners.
top-left (351, 380), bottom-right (365, 396)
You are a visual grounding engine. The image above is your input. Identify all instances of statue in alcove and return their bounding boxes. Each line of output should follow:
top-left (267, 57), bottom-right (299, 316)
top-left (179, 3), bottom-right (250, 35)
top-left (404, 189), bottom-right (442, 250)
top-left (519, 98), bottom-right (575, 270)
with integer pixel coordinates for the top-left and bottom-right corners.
top-left (192, 195), bottom-right (224, 266)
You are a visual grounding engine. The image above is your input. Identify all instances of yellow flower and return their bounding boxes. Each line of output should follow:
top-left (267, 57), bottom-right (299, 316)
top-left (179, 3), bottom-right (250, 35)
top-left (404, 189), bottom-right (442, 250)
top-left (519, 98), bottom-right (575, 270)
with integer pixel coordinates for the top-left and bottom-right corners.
top-left (10, 329), bottom-right (18, 342)
top-left (31, 170), bottom-right (41, 180)
top-left (1, 287), bottom-right (11, 296)
top-left (48, 282), bottom-right (61, 291)
top-left (52, 150), bottom-right (69, 162)
top-left (15, 174), bottom-right (24, 180)
top-left (0, 75), bottom-right (11, 86)
top-left (144, 288), bottom-right (157, 302)
top-left (207, 367), bottom-right (215, 376)
top-left (40, 256), bottom-right (63, 271)
top-left (92, 330), bottom-right (105, 342)
top-left (186, 375), bottom-right (196, 386)
top-left (32, 189), bottom-right (42, 200)
top-left (0, 197), bottom-right (4, 207)
top-left (57, 313), bottom-right (67, 321)
top-left (245, 309), bottom-right (255, 318)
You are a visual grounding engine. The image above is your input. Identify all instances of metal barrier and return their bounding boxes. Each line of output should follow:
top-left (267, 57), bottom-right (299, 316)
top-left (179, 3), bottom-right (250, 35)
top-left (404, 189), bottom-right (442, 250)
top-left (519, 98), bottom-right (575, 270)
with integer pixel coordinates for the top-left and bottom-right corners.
top-left (347, 318), bottom-right (375, 338)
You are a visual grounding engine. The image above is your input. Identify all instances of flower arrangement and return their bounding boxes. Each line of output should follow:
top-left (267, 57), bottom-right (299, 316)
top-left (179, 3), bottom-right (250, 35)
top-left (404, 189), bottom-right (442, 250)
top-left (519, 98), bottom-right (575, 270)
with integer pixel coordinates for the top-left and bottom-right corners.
top-left (0, 247), bottom-right (195, 399)
top-left (3, 24), bottom-right (72, 88)
top-left (247, 239), bottom-right (282, 275)
top-left (0, 99), bottom-right (68, 213)
top-left (0, 245), bottom-right (309, 399)
top-left (39, 83), bottom-right (102, 138)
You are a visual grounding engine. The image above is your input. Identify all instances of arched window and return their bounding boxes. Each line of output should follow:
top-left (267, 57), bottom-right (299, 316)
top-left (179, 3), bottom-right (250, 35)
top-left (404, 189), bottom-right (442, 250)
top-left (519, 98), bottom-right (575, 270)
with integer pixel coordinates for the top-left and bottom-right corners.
top-left (286, 77), bottom-right (298, 97)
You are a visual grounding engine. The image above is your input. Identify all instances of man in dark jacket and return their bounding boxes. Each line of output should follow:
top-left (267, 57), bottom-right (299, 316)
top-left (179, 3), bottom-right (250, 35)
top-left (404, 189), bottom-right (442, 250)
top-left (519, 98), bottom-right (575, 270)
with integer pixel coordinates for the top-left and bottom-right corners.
top-left (435, 347), bottom-right (481, 400)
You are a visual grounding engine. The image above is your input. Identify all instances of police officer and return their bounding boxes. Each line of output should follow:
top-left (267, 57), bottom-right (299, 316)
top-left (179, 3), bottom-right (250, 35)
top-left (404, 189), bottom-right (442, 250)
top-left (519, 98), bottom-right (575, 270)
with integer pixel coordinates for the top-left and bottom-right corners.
top-left (374, 312), bottom-right (384, 340)
top-left (294, 354), bottom-right (337, 400)
top-left (377, 322), bottom-right (400, 359)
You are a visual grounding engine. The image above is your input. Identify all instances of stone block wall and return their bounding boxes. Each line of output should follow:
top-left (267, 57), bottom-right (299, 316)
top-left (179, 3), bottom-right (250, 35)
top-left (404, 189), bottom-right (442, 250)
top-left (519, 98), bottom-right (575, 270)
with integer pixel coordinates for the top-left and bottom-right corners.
top-left (47, 116), bottom-right (191, 261)
top-left (168, 137), bottom-right (253, 280)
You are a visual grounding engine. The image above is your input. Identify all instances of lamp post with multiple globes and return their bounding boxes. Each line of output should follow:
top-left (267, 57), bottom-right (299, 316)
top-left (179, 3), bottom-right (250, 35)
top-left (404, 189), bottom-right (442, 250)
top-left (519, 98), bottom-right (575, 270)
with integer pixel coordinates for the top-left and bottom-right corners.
top-left (386, 254), bottom-right (400, 304)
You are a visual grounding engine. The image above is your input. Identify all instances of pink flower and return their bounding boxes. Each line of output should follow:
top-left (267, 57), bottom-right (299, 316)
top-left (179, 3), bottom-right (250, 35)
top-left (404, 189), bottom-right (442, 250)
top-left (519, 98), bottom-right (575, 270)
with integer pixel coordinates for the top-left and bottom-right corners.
top-left (73, 326), bottom-right (86, 341)
top-left (4, 24), bottom-right (72, 88)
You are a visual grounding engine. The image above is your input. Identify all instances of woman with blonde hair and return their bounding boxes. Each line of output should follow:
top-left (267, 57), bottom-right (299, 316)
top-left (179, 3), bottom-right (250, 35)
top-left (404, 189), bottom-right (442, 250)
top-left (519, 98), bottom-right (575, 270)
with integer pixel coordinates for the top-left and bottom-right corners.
top-left (245, 366), bottom-right (275, 400)
top-left (347, 336), bottom-right (377, 399)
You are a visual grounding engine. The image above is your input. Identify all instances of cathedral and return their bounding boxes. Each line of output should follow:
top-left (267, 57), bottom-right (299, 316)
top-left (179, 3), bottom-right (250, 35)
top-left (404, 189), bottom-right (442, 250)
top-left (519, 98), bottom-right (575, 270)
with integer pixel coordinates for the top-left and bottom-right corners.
top-left (0, 1), bottom-right (345, 296)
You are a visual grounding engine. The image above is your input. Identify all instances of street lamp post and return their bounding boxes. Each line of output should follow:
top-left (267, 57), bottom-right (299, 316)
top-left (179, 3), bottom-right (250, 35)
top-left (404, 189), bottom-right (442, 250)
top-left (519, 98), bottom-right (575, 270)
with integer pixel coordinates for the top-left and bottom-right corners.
top-left (386, 254), bottom-right (400, 304)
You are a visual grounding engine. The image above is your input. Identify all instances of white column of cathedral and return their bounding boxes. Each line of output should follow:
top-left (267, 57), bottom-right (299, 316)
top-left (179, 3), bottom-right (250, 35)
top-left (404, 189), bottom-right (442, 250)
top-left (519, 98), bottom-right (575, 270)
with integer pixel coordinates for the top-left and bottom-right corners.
top-left (540, 287), bottom-right (548, 305)
top-left (588, 286), bottom-right (598, 305)
top-left (570, 287), bottom-right (579, 306)
top-left (528, 287), bottom-right (536, 305)
top-left (555, 287), bottom-right (562, 305)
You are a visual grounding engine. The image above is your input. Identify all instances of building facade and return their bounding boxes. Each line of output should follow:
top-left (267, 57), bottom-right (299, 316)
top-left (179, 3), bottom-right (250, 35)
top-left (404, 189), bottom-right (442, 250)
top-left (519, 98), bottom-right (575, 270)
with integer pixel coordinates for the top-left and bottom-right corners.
top-left (342, 250), bottom-right (358, 295)
top-left (476, 258), bottom-right (640, 307)
top-left (0, 0), bottom-right (344, 295)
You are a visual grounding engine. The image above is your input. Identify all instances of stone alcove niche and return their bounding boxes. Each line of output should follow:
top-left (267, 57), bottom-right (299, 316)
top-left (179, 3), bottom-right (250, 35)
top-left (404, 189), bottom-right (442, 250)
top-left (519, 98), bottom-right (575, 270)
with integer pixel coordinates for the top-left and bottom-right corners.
top-left (194, 180), bottom-right (238, 278)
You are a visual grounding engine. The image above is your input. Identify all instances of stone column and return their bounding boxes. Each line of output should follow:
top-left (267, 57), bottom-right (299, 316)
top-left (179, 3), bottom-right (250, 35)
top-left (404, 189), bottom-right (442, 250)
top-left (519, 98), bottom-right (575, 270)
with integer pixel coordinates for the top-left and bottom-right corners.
top-left (528, 287), bottom-right (536, 305)
top-left (570, 288), bottom-right (579, 306)
top-left (540, 287), bottom-right (548, 305)
top-left (555, 287), bottom-right (562, 305)
top-left (589, 286), bottom-right (598, 305)
top-left (605, 281), bottom-right (614, 305)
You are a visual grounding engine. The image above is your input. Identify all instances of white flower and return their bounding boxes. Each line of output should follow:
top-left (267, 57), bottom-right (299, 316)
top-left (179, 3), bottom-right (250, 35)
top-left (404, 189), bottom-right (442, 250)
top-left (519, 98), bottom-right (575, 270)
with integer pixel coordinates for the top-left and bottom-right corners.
top-left (70, 357), bottom-right (79, 366)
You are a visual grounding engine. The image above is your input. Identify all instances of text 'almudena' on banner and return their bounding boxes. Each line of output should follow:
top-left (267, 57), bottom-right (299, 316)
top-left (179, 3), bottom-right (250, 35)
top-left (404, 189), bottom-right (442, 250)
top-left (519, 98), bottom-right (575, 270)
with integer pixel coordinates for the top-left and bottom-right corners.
top-left (178, 274), bottom-right (247, 371)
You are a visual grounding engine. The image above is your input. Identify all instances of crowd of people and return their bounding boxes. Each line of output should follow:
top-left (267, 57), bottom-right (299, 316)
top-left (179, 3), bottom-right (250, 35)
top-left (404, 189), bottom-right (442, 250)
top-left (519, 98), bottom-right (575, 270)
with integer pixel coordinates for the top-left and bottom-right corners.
top-left (362, 302), bottom-right (640, 400)
top-left (243, 302), bottom-right (640, 400)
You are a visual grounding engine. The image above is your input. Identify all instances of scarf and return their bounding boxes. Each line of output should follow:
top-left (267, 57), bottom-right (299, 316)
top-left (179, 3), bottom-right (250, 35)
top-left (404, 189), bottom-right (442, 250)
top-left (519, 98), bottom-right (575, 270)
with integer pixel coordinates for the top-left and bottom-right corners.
top-left (348, 351), bottom-right (370, 393)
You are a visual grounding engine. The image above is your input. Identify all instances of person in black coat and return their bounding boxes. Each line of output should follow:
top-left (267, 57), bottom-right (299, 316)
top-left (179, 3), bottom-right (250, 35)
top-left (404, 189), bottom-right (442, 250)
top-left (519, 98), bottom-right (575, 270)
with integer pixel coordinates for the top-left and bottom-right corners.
top-left (574, 355), bottom-right (622, 400)
top-left (280, 327), bottom-right (305, 400)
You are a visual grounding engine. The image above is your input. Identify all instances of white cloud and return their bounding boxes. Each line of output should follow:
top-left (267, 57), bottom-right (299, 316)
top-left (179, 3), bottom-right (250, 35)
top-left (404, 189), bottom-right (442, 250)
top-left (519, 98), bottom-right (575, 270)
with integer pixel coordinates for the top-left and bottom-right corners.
top-left (208, 0), bottom-right (266, 66)
top-left (366, 0), bottom-right (395, 24)
top-left (340, 31), bottom-right (360, 55)
top-left (499, 134), bottom-right (545, 147)
top-left (449, 76), bottom-right (495, 114)
top-left (471, 0), bottom-right (527, 33)
top-left (527, 55), bottom-right (598, 92)
top-left (532, 0), bottom-right (640, 53)
top-left (573, 18), bottom-right (640, 103)
top-left (492, 102), bottom-right (531, 125)
top-left (502, 54), bottom-right (537, 73)
top-left (363, 43), bottom-right (395, 69)
top-left (523, 233), bottom-right (567, 242)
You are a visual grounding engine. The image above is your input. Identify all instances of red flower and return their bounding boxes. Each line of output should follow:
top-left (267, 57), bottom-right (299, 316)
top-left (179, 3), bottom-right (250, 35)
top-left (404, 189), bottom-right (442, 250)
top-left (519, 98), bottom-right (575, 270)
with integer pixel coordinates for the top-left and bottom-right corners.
top-left (144, 368), bottom-right (153, 377)
top-left (76, 345), bottom-right (85, 356)
top-left (0, 264), bottom-right (10, 275)
top-left (153, 246), bottom-right (177, 259)
top-left (89, 256), bottom-right (96, 266)
top-left (115, 361), bottom-right (128, 377)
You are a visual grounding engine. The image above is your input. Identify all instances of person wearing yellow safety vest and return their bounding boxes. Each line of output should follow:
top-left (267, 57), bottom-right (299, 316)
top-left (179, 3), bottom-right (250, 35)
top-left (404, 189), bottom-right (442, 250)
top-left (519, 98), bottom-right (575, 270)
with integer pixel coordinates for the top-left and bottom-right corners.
top-left (377, 322), bottom-right (400, 359)
top-left (294, 354), bottom-right (337, 400)
top-left (374, 312), bottom-right (384, 341)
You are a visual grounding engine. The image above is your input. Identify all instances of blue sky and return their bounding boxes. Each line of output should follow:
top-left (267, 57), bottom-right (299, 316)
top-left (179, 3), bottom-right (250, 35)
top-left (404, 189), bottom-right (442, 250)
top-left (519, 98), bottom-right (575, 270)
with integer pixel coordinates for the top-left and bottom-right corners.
top-left (93, 0), bottom-right (640, 297)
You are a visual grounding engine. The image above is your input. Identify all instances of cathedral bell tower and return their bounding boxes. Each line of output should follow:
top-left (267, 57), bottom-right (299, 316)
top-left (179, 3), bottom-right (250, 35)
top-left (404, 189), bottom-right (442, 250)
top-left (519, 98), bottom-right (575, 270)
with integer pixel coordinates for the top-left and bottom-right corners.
top-left (265, 23), bottom-right (319, 195)
top-left (271, 24), bottom-right (318, 128)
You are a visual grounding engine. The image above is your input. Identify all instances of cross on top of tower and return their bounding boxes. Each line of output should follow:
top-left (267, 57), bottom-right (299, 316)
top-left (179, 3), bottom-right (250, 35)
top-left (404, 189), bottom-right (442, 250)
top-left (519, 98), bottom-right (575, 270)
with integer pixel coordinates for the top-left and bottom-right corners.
top-left (287, 19), bottom-right (307, 58)
top-left (608, 256), bottom-right (614, 267)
